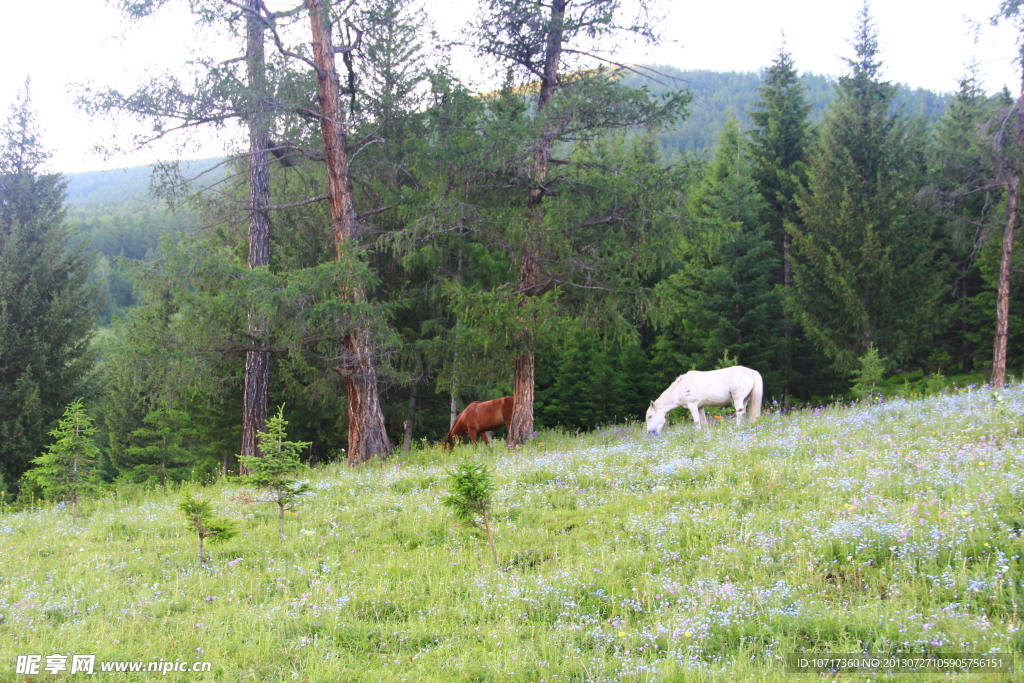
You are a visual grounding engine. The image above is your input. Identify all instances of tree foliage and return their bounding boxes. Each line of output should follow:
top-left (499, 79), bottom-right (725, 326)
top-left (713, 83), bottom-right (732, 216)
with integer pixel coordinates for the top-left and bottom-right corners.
top-left (239, 405), bottom-right (312, 538)
top-left (23, 399), bottom-right (103, 521)
top-left (178, 495), bottom-right (238, 567)
top-left (0, 88), bottom-right (97, 493)
top-left (442, 460), bottom-right (498, 566)
top-left (652, 118), bottom-right (786, 393)
top-left (786, 7), bottom-right (946, 373)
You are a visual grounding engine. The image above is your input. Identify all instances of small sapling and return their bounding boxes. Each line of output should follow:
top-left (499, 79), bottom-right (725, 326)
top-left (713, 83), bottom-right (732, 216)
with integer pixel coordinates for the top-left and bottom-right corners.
top-left (178, 495), bottom-right (237, 567)
top-left (442, 460), bottom-right (499, 566)
top-left (238, 406), bottom-right (312, 538)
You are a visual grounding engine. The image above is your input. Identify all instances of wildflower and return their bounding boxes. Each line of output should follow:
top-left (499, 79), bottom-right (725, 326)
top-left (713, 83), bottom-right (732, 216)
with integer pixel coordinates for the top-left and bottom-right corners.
top-left (618, 632), bottom-right (626, 638)
top-left (684, 631), bottom-right (693, 638)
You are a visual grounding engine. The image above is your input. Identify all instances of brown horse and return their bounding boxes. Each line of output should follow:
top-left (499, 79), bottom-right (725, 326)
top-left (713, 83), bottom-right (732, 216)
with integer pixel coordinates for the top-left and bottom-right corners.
top-left (442, 396), bottom-right (514, 449)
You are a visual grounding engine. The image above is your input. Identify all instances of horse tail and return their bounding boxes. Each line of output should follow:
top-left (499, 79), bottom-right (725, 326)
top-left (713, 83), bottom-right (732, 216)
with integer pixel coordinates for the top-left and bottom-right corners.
top-left (748, 370), bottom-right (763, 423)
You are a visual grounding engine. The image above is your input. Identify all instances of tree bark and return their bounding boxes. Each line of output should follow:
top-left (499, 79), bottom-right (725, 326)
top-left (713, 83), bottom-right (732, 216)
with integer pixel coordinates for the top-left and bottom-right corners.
top-left (507, 0), bottom-right (565, 447)
top-left (993, 175), bottom-right (1018, 388)
top-left (508, 244), bottom-right (539, 446)
top-left (993, 64), bottom-right (1024, 389)
top-left (307, 0), bottom-right (391, 464)
top-left (241, 0), bottom-right (271, 472)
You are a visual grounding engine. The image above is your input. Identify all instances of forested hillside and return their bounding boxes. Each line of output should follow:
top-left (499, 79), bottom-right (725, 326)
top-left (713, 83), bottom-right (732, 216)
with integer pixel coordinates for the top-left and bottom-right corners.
top-left (63, 71), bottom-right (951, 326)
top-left (64, 160), bottom-right (224, 322)
top-left (620, 67), bottom-right (951, 155)
top-left (2, 0), bottom-right (1021, 501)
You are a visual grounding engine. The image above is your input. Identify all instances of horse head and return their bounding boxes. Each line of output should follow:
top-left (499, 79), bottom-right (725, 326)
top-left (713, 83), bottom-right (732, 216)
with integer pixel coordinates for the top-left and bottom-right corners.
top-left (645, 401), bottom-right (666, 434)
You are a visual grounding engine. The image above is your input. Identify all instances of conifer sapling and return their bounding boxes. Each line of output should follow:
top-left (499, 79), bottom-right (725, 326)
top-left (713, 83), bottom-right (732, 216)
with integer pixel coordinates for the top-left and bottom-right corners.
top-left (442, 460), bottom-right (499, 566)
top-left (24, 399), bottom-right (103, 522)
top-left (852, 344), bottom-right (886, 399)
top-left (178, 495), bottom-right (237, 567)
top-left (238, 406), bottom-right (312, 538)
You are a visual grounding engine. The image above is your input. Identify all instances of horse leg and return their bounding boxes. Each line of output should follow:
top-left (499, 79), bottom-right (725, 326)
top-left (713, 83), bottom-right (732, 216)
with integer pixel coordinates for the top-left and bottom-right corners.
top-left (482, 431), bottom-right (492, 446)
top-left (733, 391), bottom-right (747, 424)
top-left (687, 403), bottom-right (703, 428)
top-left (699, 407), bottom-right (708, 425)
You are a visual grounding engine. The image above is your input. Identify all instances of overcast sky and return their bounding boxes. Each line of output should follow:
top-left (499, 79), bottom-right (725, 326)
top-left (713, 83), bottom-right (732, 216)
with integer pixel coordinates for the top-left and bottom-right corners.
top-left (0, 0), bottom-right (1018, 174)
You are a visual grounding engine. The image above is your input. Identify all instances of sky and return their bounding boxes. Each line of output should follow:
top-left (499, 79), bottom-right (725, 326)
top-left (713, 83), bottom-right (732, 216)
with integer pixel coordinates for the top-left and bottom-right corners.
top-left (0, 0), bottom-right (1019, 174)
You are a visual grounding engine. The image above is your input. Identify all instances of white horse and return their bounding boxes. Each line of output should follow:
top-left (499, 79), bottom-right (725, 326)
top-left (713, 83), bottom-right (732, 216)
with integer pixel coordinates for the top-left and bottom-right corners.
top-left (645, 366), bottom-right (763, 434)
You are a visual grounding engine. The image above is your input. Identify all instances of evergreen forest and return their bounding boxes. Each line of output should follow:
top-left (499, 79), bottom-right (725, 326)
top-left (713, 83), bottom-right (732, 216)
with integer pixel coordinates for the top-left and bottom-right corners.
top-left (3, 0), bottom-right (1024, 499)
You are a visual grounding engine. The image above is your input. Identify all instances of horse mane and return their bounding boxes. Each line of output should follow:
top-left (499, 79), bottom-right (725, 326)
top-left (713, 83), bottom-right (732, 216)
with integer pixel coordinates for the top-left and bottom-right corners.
top-left (654, 373), bottom-right (691, 407)
top-left (442, 401), bottom-right (479, 448)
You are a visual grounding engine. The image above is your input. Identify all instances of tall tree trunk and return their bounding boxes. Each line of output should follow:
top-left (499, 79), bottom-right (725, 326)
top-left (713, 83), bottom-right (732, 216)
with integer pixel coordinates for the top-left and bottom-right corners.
top-left (241, 0), bottom-right (271, 472)
top-left (993, 176), bottom-right (1018, 388)
top-left (307, 0), bottom-right (391, 464)
top-left (780, 230), bottom-right (793, 403)
top-left (450, 249), bottom-right (462, 431)
top-left (993, 65), bottom-right (1024, 389)
top-left (507, 0), bottom-right (565, 447)
top-left (508, 245), bottom-right (539, 446)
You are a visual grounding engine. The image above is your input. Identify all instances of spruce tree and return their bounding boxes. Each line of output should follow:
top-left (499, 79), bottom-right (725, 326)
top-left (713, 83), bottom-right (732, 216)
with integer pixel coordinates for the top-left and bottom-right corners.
top-left (748, 45), bottom-right (812, 290)
top-left (122, 408), bottom-right (202, 487)
top-left (927, 74), bottom-right (1003, 374)
top-left (239, 406), bottom-right (311, 539)
top-left (23, 399), bottom-right (103, 521)
top-left (178, 495), bottom-right (237, 567)
top-left (747, 46), bottom-right (814, 398)
top-left (786, 6), bottom-right (945, 373)
top-left (0, 88), bottom-right (96, 491)
top-left (654, 118), bottom-right (786, 394)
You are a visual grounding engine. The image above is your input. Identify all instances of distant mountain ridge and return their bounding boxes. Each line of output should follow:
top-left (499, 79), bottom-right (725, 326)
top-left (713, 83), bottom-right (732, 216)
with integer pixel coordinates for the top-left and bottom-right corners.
top-left (619, 67), bottom-right (951, 157)
top-left (65, 158), bottom-right (227, 206)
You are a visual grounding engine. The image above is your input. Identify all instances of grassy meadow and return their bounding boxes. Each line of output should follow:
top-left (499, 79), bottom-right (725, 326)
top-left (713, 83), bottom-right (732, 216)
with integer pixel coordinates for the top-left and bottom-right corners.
top-left (3, 386), bottom-right (1024, 681)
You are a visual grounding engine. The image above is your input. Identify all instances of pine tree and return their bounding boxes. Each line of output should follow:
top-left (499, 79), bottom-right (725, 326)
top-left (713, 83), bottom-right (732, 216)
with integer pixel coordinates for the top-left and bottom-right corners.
top-left (23, 399), bottom-right (103, 521)
top-left (786, 5), bottom-right (945, 373)
top-left (0, 87), bottom-right (96, 491)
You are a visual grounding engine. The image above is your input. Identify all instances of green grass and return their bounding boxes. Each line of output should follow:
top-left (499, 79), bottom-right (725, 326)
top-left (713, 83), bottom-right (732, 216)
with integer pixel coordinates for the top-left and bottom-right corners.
top-left (2, 385), bottom-right (1024, 681)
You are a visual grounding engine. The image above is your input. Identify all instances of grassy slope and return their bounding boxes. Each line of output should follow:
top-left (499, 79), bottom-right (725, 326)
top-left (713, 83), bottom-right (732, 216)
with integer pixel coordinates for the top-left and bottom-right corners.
top-left (3, 387), bottom-right (1024, 682)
